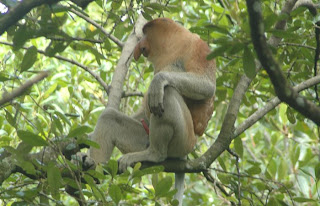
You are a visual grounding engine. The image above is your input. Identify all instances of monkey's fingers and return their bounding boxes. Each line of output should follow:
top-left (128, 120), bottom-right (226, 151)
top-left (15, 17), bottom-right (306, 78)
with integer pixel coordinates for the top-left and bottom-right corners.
top-left (150, 103), bottom-right (164, 117)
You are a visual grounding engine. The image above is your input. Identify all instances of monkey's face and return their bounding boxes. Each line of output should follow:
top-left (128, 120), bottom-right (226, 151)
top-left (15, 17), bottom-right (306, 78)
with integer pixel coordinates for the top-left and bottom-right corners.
top-left (134, 18), bottom-right (178, 61)
top-left (133, 36), bottom-right (150, 60)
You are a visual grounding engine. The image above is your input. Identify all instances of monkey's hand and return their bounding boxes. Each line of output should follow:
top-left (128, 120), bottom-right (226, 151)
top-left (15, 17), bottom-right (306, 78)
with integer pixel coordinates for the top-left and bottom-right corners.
top-left (147, 73), bottom-right (169, 117)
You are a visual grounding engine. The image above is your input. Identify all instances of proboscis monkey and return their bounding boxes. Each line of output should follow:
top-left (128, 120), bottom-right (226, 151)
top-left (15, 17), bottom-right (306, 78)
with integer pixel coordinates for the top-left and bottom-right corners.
top-left (89, 18), bottom-right (216, 205)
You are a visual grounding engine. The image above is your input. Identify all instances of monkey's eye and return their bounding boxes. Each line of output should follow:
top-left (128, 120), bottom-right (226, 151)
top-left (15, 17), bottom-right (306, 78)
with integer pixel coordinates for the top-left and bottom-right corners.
top-left (141, 47), bottom-right (148, 57)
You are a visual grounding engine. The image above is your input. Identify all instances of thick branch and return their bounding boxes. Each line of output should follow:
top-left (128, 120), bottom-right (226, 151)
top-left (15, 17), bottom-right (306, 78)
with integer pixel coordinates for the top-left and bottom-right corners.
top-left (0, 71), bottom-right (49, 106)
top-left (246, 0), bottom-right (320, 125)
top-left (105, 15), bottom-right (147, 109)
top-left (0, 0), bottom-right (59, 36)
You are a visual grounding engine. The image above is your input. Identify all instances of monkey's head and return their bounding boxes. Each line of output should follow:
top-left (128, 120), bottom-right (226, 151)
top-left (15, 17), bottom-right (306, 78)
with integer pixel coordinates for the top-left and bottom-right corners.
top-left (133, 18), bottom-right (192, 66)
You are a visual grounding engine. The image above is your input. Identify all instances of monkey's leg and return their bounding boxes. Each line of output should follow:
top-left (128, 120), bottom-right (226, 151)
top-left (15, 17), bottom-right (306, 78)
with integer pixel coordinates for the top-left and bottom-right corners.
top-left (119, 86), bottom-right (194, 171)
top-left (89, 108), bottom-right (149, 164)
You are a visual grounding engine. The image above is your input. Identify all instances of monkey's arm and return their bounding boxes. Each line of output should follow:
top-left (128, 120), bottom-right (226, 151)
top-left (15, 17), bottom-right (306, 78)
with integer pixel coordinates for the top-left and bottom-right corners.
top-left (148, 71), bottom-right (215, 116)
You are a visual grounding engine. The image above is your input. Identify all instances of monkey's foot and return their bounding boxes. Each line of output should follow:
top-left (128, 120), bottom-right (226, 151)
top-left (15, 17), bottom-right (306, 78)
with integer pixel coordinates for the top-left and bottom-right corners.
top-left (72, 152), bottom-right (96, 171)
top-left (118, 153), bottom-right (140, 172)
top-left (118, 150), bottom-right (165, 172)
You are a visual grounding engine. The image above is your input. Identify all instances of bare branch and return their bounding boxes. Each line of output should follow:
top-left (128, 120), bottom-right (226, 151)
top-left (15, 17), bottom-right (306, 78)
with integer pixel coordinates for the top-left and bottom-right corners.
top-left (0, 71), bottom-right (49, 106)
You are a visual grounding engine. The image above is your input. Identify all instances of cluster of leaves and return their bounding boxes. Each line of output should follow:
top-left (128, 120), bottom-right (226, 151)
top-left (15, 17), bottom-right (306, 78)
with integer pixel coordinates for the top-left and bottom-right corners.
top-left (0, 0), bottom-right (320, 205)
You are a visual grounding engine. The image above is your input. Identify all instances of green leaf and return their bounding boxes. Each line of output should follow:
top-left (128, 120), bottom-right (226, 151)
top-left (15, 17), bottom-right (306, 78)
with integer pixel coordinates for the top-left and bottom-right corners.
top-left (278, 158), bottom-right (288, 180)
top-left (54, 111), bottom-right (71, 126)
top-left (0, 73), bottom-right (10, 81)
top-left (207, 46), bottom-right (229, 59)
top-left (279, 104), bottom-right (288, 124)
top-left (293, 197), bottom-right (317, 203)
top-left (314, 162), bottom-right (320, 180)
top-left (47, 161), bottom-right (63, 199)
top-left (43, 83), bottom-right (58, 99)
top-left (234, 137), bottom-right (243, 158)
top-left (243, 46), bottom-right (256, 79)
top-left (111, 0), bottom-right (123, 10)
top-left (105, 159), bottom-right (118, 178)
top-left (286, 107), bottom-right (296, 124)
top-left (13, 25), bottom-right (33, 48)
top-left (141, 165), bottom-right (164, 175)
top-left (21, 46), bottom-right (38, 72)
top-left (5, 110), bottom-right (16, 127)
top-left (109, 184), bottom-right (122, 204)
top-left (67, 125), bottom-right (92, 138)
top-left (45, 40), bottom-right (70, 57)
top-left (77, 138), bottom-right (100, 149)
top-left (218, 157), bottom-right (227, 171)
top-left (154, 176), bottom-right (172, 198)
top-left (246, 165), bottom-right (261, 175)
top-left (17, 130), bottom-right (48, 146)
top-left (144, 2), bottom-right (169, 11)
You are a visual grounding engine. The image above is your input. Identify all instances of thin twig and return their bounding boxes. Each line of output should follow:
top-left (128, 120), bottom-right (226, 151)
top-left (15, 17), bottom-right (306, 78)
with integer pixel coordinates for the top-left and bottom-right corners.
top-left (211, 167), bottom-right (295, 206)
top-left (69, 8), bottom-right (124, 48)
top-left (227, 149), bottom-right (241, 206)
top-left (48, 36), bottom-right (104, 44)
top-left (279, 42), bottom-right (315, 50)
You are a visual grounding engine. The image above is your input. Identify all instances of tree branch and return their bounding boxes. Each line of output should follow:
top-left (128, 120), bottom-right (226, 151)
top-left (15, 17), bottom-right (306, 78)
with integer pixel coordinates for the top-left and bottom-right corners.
top-left (0, 71), bottom-right (49, 106)
top-left (0, 0), bottom-right (59, 36)
top-left (105, 15), bottom-right (147, 109)
top-left (0, 0), bottom-right (96, 36)
top-left (246, 0), bottom-right (320, 125)
top-left (234, 75), bottom-right (320, 137)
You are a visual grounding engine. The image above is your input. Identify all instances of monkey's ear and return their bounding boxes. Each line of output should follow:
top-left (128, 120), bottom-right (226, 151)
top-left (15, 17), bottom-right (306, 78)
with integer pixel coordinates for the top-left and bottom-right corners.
top-left (133, 42), bottom-right (142, 60)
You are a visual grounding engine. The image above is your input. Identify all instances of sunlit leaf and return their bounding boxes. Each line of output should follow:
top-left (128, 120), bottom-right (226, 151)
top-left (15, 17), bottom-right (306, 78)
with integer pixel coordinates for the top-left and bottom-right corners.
top-left (154, 176), bottom-right (172, 197)
top-left (67, 125), bottom-right (92, 138)
top-left (47, 161), bottom-right (63, 199)
top-left (17, 130), bottom-right (48, 146)
top-left (109, 184), bottom-right (122, 204)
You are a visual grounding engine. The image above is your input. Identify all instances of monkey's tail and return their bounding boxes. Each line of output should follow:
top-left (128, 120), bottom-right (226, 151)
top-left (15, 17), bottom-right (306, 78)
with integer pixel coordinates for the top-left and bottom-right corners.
top-left (174, 172), bottom-right (185, 206)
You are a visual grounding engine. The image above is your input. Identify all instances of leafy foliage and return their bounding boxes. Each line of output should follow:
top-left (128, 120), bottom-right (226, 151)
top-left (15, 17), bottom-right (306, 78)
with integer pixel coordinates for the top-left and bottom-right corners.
top-left (0, 0), bottom-right (319, 205)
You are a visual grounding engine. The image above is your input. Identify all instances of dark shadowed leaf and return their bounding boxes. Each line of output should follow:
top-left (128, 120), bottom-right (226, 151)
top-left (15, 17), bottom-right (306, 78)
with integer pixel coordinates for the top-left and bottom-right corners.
top-left (21, 46), bottom-right (38, 72)
top-left (243, 46), bottom-right (256, 79)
